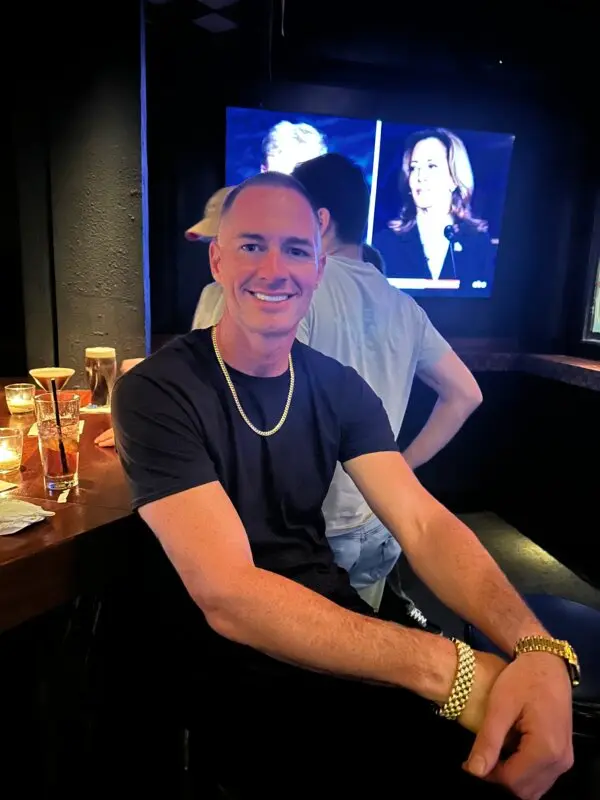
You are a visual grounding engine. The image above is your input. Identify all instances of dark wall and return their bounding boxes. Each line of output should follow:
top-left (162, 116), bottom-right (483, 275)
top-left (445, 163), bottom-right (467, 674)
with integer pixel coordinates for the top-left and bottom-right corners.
top-left (0, 118), bottom-right (26, 376)
top-left (146, 26), bottom-right (587, 352)
top-left (11, 0), bottom-right (149, 383)
top-left (496, 374), bottom-right (600, 588)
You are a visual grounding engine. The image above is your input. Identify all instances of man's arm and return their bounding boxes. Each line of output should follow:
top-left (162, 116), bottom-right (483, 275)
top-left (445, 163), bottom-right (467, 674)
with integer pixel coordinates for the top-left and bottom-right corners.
top-left (345, 450), bottom-right (573, 794)
top-left (140, 480), bottom-right (501, 719)
top-left (403, 350), bottom-right (482, 470)
top-left (345, 450), bottom-right (543, 654)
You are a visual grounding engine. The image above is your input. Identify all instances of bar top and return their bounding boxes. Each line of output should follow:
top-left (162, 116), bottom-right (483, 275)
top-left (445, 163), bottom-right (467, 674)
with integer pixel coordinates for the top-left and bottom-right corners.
top-left (0, 388), bottom-right (132, 633)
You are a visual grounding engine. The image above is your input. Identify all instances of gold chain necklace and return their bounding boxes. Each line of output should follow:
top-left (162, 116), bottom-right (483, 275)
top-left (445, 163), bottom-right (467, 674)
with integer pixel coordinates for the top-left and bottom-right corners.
top-left (211, 325), bottom-right (295, 437)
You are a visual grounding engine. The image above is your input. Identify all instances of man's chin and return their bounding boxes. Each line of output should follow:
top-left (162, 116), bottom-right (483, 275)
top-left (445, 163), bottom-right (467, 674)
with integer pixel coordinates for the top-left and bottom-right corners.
top-left (244, 314), bottom-right (300, 338)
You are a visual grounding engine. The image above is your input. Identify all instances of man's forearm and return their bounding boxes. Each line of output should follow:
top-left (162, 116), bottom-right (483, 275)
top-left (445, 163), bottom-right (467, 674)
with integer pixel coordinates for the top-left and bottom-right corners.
top-left (401, 505), bottom-right (547, 654)
top-left (346, 452), bottom-right (546, 657)
top-left (403, 396), bottom-right (478, 470)
top-left (205, 565), bottom-right (457, 704)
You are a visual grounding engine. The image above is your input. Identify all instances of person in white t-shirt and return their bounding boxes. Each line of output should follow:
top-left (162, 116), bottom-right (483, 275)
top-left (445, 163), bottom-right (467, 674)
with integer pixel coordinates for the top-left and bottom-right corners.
top-left (190, 155), bottom-right (482, 612)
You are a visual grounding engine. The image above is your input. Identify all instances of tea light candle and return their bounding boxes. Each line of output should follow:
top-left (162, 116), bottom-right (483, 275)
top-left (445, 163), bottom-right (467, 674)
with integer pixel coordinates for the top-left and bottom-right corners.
top-left (0, 429), bottom-right (23, 474)
top-left (5, 384), bottom-right (36, 415)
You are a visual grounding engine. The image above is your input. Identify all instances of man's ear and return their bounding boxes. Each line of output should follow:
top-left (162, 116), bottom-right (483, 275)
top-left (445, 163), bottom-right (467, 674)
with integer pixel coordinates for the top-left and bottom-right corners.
top-left (317, 207), bottom-right (331, 237)
top-left (209, 238), bottom-right (222, 283)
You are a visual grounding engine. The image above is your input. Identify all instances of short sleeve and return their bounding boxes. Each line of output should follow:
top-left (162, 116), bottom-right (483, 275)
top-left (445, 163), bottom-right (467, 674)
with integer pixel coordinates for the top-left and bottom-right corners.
top-left (413, 303), bottom-right (452, 372)
top-left (338, 367), bottom-right (398, 464)
top-left (191, 282), bottom-right (225, 330)
top-left (112, 372), bottom-right (218, 510)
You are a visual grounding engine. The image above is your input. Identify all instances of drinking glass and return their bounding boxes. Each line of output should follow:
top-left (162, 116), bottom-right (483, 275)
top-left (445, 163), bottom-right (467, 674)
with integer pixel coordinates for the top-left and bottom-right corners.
top-left (0, 428), bottom-right (23, 474)
top-left (34, 392), bottom-right (81, 491)
top-left (5, 384), bottom-right (36, 415)
top-left (84, 347), bottom-right (117, 410)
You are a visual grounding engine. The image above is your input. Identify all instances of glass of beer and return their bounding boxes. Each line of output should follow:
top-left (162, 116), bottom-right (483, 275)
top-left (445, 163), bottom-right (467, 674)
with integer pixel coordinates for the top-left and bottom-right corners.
top-left (84, 347), bottom-right (117, 410)
top-left (34, 392), bottom-right (81, 491)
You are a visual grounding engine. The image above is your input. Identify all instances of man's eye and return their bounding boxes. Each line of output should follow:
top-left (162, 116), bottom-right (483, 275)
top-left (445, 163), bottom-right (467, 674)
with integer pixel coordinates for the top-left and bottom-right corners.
top-left (241, 243), bottom-right (261, 253)
top-left (289, 247), bottom-right (310, 258)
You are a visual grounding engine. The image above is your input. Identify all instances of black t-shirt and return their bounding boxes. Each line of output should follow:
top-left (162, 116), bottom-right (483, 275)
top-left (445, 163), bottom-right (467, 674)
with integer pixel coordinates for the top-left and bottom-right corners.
top-left (112, 328), bottom-right (398, 604)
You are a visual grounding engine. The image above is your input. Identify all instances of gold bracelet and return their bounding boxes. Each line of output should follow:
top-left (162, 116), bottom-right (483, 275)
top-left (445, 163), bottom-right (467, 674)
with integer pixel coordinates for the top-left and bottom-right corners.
top-left (437, 638), bottom-right (476, 721)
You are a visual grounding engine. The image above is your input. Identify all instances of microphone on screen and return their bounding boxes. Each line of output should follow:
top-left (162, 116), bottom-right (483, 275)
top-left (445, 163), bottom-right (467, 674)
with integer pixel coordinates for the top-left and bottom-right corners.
top-left (444, 225), bottom-right (458, 280)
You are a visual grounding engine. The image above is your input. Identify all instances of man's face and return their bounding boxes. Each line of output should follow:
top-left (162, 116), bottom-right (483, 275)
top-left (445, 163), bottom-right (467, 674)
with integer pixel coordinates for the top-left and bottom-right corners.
top-left (210, 185), bottom-right (325, 337)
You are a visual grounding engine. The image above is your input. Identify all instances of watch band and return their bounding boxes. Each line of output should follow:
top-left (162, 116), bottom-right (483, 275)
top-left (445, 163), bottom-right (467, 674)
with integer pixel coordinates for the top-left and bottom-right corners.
top-left (514, 635), bottom-right (581, 687)
top-left (437, 638), bottom-right (476, 721)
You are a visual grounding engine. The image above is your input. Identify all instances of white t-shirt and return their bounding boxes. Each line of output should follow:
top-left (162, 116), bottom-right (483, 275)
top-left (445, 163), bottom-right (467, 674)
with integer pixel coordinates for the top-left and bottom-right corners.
top-left (192, 255), bottom-right (450, 534)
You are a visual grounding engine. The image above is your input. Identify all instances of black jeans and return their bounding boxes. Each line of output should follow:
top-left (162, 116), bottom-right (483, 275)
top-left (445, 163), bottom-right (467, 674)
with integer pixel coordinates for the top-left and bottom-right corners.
top-left (185, 597), bottom-right (507, 799)
top-left (186, 603), bottom-right (584, 798)
top-left (191, 660), bottom-right (510, 799)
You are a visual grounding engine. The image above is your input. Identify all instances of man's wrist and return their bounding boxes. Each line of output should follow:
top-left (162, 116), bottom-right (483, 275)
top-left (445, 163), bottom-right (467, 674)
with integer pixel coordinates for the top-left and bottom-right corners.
top-left (416, 634), bottom-right (460, 706)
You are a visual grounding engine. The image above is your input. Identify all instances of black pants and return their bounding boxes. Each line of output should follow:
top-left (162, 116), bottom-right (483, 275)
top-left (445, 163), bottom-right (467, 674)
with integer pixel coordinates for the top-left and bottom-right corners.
top-left (185, 597), bottom-right (507, 799)
top-left (191, 661), bottom-right (511, 799)
top-left (185, 604), bottom-right (585, 798)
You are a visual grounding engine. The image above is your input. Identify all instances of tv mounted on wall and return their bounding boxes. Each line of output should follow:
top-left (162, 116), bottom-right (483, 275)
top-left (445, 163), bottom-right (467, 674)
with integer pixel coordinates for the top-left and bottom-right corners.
top-left (226, 106), bottom-right (514, 298)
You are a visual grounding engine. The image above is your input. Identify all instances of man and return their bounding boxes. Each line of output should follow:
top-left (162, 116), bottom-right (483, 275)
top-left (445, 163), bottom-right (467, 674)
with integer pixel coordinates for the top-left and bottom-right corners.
top-left (112, 171), bottom-right (573, 799)
top-left (191, 155), bottom-right (483, 612)
top-left (261, 120), bottom-right (327, 174)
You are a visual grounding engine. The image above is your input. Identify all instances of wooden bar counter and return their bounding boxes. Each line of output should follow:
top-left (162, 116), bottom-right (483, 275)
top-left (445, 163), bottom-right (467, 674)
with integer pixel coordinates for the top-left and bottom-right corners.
top-left (0, 386), bottom-right (133, 633)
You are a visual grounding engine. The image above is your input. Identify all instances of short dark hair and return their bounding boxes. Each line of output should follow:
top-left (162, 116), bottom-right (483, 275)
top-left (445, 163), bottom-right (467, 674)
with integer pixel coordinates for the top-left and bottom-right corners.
top-left (292, 154), bottom-right (369, 245)
top-left (221, 171), bottom-right (320, 222)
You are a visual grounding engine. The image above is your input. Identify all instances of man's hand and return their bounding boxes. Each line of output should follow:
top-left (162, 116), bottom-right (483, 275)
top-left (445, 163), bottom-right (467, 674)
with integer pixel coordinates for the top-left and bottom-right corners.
top-left (95, 428), bottom-right (115, 448)
top-left (464, 652), bottom-right (573, 799)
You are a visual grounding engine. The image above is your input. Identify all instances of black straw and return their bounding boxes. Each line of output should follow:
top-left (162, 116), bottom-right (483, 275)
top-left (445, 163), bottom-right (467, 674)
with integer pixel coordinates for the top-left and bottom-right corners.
top-left (50, 379), bottom-right (69, 474)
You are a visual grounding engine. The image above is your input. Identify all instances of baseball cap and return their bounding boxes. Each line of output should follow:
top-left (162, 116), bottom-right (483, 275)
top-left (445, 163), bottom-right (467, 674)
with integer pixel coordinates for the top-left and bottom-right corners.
top-left (184, 186), bottom-right (234, 241)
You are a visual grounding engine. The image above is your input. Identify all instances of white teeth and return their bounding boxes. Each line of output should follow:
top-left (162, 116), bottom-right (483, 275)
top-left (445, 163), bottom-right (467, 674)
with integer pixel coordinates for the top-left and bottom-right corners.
top-left (253, 293), bottom-right (289, 303)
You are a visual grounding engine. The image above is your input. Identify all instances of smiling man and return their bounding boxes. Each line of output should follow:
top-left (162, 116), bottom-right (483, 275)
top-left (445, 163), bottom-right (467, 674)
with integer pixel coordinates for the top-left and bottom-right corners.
top-left (112, 172), bottom-right (574, 800)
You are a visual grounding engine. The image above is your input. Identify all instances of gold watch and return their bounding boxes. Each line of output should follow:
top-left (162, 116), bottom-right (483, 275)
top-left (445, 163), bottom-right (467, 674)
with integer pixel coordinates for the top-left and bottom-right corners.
top-left (514, 635), bottom-right (581, 687)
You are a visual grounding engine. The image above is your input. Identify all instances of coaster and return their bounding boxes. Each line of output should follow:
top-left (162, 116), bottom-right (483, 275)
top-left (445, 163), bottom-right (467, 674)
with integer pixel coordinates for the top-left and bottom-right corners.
top-left (28, 420), bottom-right (85, 437)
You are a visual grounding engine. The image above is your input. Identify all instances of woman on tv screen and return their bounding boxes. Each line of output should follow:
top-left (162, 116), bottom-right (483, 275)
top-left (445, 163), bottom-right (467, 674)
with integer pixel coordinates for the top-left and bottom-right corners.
top-left (374, 128), bottom-right (494, 295)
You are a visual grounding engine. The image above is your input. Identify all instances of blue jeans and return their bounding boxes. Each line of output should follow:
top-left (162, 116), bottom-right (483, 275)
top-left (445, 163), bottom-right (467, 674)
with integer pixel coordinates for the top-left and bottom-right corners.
top-left (328, 515), bottom-right (401, 592)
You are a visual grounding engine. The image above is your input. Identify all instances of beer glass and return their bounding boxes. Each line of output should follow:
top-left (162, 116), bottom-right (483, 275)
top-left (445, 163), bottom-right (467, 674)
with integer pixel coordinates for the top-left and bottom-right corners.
top-left (84, 347), bottom-right (117, 409)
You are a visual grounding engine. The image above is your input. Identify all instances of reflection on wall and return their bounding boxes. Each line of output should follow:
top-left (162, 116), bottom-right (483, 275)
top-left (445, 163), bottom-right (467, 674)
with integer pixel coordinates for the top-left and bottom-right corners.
top-left (592, 258), bottom-right (600, 334)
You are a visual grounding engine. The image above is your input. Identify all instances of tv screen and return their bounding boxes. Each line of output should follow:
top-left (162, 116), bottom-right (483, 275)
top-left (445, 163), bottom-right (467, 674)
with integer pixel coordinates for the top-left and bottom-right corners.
top-left (225, 106), bottom-right (514, 298)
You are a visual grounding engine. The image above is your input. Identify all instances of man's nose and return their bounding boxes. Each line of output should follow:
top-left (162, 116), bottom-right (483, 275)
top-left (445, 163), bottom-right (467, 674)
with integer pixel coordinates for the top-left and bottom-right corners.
top-left (257, 249), bottom-right (287, 282)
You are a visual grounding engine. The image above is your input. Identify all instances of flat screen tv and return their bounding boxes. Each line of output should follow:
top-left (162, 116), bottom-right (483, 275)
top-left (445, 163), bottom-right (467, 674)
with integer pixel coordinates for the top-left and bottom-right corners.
top-left (226, 106), bottom-right (515, 298)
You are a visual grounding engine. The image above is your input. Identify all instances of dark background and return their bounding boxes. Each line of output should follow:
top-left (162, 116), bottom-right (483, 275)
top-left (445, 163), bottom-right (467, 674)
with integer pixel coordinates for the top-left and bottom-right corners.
top-left (142, 0), bottom-right (596, 350)
top-left (3, 0), bottom-right (599, 362)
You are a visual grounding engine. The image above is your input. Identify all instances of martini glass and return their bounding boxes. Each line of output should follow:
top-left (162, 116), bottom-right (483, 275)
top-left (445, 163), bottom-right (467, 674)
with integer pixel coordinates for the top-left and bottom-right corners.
top-left (29, 368), bottom-right (75, 391)
top-left (29, 368), bottom-right (76, 475)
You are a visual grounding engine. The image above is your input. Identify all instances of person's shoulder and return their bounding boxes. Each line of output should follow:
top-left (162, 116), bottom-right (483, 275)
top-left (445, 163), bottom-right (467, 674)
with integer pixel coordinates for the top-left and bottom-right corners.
top-left (295, 340), bottom-right (369, 390)
top-left (457, 220), bottom-right (491, 244)
top-left (115, 330), bottom-right (214, 397)
top-left (295, 339), bottom-right (350, 379)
